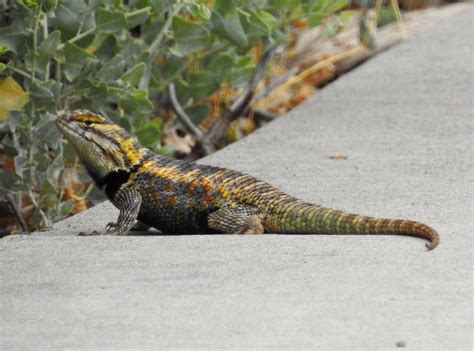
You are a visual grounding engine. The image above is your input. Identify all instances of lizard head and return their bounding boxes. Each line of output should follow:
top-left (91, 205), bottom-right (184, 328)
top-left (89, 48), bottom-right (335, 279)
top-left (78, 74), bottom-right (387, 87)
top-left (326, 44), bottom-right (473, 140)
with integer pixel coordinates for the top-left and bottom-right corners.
top-left (56, 109), bottom-right (147, 183)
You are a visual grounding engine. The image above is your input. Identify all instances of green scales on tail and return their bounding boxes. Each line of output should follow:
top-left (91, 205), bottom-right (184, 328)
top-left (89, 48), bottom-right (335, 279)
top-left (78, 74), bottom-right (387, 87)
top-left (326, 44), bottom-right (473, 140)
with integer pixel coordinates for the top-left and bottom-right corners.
top-left (56, 110), bottom-right (440, 250)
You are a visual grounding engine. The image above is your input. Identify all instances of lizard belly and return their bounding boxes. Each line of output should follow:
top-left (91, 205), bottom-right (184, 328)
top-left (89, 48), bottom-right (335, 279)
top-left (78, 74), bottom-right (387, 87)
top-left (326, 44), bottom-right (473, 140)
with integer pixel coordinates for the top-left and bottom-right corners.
top-left (136, 198), bottom-right (211, 234)
top-left (133, 181), bottom-right (217, 234)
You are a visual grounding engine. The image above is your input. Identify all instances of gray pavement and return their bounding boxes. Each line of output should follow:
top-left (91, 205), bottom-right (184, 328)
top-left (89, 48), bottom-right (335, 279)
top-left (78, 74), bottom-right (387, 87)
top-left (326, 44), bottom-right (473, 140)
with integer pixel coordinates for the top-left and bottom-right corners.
top-left (1, 5), bottom-right (473, 350)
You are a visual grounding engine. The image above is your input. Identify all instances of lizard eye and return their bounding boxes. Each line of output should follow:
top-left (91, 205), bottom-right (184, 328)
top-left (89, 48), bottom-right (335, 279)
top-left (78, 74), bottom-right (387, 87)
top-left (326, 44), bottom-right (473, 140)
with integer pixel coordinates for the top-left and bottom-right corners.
top-left (83, 120), bottom-right (94, 127)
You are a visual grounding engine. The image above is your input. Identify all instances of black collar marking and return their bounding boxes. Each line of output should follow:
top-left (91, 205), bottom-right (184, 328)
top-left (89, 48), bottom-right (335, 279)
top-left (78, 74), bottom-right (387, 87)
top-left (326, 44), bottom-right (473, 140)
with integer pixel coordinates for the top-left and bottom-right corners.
top-left (96, 154), bottom-right (152, 201)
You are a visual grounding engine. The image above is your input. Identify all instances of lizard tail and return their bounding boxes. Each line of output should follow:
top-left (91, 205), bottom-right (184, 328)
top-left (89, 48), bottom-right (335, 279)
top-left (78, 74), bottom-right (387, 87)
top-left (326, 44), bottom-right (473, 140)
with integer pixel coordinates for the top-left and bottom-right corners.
top-left (266, 203), bottom-right (439, 250)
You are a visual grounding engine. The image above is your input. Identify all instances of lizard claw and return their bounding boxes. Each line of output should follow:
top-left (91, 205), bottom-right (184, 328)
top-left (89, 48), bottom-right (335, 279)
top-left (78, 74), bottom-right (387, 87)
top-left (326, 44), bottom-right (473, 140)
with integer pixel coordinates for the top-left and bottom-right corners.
top-left (105, 222), bottom-right (118, 232)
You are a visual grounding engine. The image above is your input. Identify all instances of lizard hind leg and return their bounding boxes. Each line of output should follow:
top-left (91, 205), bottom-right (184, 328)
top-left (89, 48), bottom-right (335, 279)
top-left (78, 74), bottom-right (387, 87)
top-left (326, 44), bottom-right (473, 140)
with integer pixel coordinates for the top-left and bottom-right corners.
top-left (208, 205), bottom-right (265, 235)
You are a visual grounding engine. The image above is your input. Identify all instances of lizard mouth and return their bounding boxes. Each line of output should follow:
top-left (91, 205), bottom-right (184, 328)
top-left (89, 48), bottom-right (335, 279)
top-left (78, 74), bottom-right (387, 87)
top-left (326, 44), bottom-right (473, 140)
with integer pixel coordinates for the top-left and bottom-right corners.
top-left (55, 114), bottom-right (81, 141)
top-left (55, 116), bottom-right (70, 136)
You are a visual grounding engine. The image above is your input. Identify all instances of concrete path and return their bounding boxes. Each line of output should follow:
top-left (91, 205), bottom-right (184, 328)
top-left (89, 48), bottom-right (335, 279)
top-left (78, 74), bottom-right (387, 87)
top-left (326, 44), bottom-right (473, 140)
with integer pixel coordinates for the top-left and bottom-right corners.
top-left (1, 6), bottom-right (473, 350)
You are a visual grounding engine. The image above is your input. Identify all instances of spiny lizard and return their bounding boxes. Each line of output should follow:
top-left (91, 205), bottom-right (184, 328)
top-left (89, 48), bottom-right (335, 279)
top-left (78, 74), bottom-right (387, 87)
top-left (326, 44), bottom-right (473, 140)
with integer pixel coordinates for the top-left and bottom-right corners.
top-left (56, 110), bottom-right (439, 250)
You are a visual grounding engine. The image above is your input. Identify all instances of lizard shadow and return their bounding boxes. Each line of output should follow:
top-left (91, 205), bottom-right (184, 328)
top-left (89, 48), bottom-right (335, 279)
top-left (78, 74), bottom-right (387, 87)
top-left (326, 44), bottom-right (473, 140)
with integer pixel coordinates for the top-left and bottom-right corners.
top-left (127, 230), bottom-right (222, 237)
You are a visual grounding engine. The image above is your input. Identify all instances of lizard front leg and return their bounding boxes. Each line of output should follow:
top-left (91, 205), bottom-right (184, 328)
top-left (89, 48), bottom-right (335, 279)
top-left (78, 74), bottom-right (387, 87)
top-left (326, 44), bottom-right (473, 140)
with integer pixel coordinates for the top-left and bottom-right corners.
top-left (106, 186), bottom-right (142, 235)
top-left (79, 186), bottom-right (142, 236)
top-left (208, 205), bottom-right (264, 234)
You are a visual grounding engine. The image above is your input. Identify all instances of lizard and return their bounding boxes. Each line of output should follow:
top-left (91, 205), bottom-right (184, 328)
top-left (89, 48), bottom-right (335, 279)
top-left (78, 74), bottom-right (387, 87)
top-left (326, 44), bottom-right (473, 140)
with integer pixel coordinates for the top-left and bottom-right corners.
top-left (56, 109), bottom-right (440, 250)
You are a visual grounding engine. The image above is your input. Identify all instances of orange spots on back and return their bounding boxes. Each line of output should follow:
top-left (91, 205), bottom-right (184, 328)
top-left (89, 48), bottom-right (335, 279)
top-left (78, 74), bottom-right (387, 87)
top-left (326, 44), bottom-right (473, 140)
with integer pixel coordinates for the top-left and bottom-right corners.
top-left (188, 181), bottom-right (197, 191)
top-left (145, 164), bottom-right (178, 180)
top-left (200, 178), bottom-right (213, 192)
top-left (167, 196), bottom-right (177, 208)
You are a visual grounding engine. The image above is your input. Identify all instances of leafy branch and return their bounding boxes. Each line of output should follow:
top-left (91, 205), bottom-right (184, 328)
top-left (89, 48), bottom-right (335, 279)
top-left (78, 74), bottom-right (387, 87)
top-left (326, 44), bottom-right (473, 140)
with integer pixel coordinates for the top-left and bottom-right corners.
top-left (0, 0), bottom-right (349, 232)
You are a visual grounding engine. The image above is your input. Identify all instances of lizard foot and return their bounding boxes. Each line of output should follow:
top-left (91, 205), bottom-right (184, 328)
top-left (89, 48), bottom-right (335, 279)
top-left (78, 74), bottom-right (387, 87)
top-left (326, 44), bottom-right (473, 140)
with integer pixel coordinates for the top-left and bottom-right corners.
top-left (233, 217), bottom-right (264, 235)
top-left (208, 205), bottom-right (265, 234)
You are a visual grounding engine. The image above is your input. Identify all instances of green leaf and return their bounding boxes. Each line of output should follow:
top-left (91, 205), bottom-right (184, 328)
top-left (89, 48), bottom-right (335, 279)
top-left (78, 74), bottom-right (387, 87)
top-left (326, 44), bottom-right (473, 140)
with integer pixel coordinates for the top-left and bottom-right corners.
top-left (96, 55), bottom-right (125, 83)
top-left (14, 155), bottom-right (27, 179)
top-left (323, 21), bottom-right (343, 38)
top-left (40, 178), bottom-right (58, 207)
top-left (63, 42), bottom-right (97, 82)
top-left (0, 16), bottom-right (32, 55)
top-left (8, 110), bottom-right (23, 134)
top-left (206, 53), bottom-right (234, 78)
top-left (1, 134), bottom-right (18, 157)
top-left (377, 6), bottom-right (397, 27)
top-left (43, 0), bottom-right (59, 12)
top-left (34, 113), bottom-right (61, 149)
top-left (178, 71), bottom-right (219, 100)
top-left (249, 9), bottom-right (278, 35)
top-left (84, 33), bottom-right (109, 54)
top-left (35, 170), bottom-right (47, 191)
top-left (228, 64), bottom-right (253, 88)
top-left (188, 3), bottom-right (211, 21)
top-left (0, 171), bottom-right (17, 193)
top-left (47, 153), bottom-right (64, 180)
top-left (185, 104), bottom-right (210, 125)
top-left (31, 80), bottom-right (54, 99)
top-left (91, 35), bottom-right (119, 62)
top-left (35, 31), bottom-right (61, 74)
top-left (135, 119), bottom-right (163, 148)
top-left (58, 199), bottom-right (75, 217)
top-left (118, 88), bottom-right (153, 116)
top-left (339, 10), bottom-right (357, 23)
top-left (0, 44), bottom-right (8, 56)
top-left (36, 154), bottom-right (49, 173)
top-left (306, 0), bottom-right (349, 26)
top-left (62, 142), bottom-right (78, 164)
top-left (125, 6), bottom-right (151, 28)
top-left (158, 54), bottom-right (186, 81)
top-left (156, 145), bottom-right (173, 156)
top-left (51, 0), bottom-right (94, 40)
top-left (271, 0), bottom-right (299, 11)
top-left (120, 62), bottom-right (145, 86)
top-left (96, 8), bottom-right (127, 33)
top-left (146, 118), bottom-right (163, 130)
top-left (23, 0), bottom-right (38, 8)
top-left (333, 0), bottom-right (349, 11)
top-left (211, 0), bottom-right (248, 48)
top-left (41, 178), bottom-right (56, 196)
top-left (169, 17), bottom-right (211, 57)
top-left (37, 30), bottom-right (61, 59)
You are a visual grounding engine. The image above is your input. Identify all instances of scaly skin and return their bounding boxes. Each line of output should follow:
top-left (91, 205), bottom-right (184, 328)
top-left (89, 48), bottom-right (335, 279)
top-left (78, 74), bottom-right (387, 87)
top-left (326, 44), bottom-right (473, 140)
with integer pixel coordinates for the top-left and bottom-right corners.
top-left (56, 110), bottom-right (439, 250)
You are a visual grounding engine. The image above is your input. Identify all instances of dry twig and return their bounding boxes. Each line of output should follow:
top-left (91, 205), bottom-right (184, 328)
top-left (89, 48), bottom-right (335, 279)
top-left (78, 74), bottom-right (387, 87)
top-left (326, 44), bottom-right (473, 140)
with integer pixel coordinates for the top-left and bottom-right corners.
top-left (202, 46), bottom-right (275, 146)
top-left (168, 83), bottom-right (205, 140)
top-left (169, 46), bottom-right (275, 159)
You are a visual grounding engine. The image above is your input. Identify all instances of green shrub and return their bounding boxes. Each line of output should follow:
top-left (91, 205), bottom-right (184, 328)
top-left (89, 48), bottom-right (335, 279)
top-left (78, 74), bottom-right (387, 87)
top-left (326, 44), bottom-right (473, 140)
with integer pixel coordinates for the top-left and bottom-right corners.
top-left (0, 0), bottom-right (347, 231)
